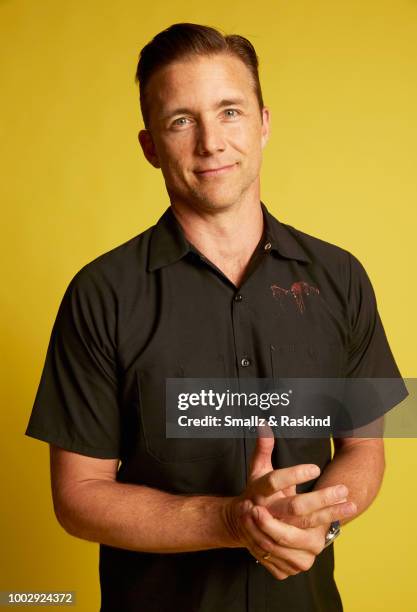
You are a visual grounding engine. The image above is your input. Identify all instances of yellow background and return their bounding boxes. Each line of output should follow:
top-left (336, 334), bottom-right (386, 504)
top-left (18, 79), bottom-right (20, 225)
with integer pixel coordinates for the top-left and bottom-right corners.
top-left (1, 0), bottom-right (416, 609)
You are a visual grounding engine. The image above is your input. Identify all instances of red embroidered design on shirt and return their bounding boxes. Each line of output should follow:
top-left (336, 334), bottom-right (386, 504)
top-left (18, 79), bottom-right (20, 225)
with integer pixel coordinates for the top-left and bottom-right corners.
top-left (270, 281), bottom-right (320, 314)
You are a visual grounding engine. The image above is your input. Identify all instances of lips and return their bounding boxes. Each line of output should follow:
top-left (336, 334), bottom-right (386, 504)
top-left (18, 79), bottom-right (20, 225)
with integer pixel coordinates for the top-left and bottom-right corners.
top-left (195, 163), bottom-right (236, 176)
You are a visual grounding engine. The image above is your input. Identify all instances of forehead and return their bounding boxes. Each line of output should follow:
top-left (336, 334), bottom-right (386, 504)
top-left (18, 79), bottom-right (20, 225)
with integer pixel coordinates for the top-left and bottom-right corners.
top-left (146, 53), bottom-right (256, 113)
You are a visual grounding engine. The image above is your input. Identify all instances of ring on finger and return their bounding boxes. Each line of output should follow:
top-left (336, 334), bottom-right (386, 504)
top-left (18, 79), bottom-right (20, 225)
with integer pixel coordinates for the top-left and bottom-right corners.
top-left (255, 551), bottom-right (272, 563)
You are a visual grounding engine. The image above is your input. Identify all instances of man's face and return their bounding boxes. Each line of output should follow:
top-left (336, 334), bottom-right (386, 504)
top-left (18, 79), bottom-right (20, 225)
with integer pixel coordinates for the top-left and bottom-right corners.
top-left (138, 53), bottom-right (270, 212)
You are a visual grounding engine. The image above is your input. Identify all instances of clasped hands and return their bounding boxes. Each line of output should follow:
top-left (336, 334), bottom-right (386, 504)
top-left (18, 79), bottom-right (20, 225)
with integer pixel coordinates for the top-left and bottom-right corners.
top-left (224, 434), bottom-right (357, 580)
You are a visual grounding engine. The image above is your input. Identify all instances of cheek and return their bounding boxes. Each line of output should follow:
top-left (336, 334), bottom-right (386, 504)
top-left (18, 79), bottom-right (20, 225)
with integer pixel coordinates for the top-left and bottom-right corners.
top-left (162, 139), bottom-right (192, 174)
top-left (229, 126), bottom-right (262, 155)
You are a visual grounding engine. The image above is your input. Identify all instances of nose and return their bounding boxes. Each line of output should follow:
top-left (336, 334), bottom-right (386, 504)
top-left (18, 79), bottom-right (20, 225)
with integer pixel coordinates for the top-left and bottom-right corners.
top-left (195, 118), bottom-right (225, 156)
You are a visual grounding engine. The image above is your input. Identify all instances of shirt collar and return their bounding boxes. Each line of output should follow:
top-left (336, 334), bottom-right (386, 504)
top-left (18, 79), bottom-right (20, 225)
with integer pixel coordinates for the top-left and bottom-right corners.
top-left (261, 202), bottom-right (311, 263)
top-left (148, 201), bottom-right (311, 272)
top-left (148, 207), bottom-right (191, 272)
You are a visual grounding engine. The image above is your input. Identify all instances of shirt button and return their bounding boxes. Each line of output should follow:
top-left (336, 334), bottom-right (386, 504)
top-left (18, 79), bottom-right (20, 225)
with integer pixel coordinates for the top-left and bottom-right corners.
top-left (248, 425), bottom-right (256, 433)
top-left (234, 294), bottom-right (243, 302)
top-left (264, 242), bottom-right (272, 251)
top-left (241, 357), bottom-right (251, 367)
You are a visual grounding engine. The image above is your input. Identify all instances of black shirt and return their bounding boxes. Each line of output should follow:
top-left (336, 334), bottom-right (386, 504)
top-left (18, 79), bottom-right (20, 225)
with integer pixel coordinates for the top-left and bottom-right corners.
top-left (25, 202), bottom-right (407, 612)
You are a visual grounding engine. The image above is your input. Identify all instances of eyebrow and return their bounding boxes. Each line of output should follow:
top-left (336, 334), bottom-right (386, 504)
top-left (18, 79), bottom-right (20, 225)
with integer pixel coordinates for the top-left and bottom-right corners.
top-left (162, 97), bottom-right (247, 120)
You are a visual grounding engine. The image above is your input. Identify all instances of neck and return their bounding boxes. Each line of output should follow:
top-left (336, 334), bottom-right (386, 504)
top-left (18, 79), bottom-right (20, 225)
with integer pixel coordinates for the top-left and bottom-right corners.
top-left (170, 195), bottom-right (264, 287)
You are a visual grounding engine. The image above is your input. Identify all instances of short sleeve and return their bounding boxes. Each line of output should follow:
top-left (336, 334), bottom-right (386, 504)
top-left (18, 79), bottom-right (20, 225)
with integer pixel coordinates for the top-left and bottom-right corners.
top-left (25, 267), bottom-right (121, 458)
top-left (336, 252), bottom-right (409, 431)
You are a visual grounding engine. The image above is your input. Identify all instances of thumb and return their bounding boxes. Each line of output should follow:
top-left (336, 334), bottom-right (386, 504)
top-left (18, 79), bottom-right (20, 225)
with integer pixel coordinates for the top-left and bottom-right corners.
top-left (248, 426), bottom-right (275, 481)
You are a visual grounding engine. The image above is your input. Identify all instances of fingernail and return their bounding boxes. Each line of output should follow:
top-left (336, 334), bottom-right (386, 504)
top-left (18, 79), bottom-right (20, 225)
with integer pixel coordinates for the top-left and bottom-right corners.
top-left (336, 485), bottom-right (348, 498)
top-left (343, 502), bottom-right (356, 515)
top-left (309, 465), bottom-right (320, 477)
top-left (252, 507), bottom-right (260, 521)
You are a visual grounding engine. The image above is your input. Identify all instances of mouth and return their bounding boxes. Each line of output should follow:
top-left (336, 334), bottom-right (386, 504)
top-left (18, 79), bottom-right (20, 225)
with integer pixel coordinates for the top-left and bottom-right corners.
top-left (194, 163), bottom-right (237, 177)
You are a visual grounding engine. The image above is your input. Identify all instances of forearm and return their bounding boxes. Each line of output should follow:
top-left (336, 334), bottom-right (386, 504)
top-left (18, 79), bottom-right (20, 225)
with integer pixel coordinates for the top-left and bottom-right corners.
top-left (313, 439), bottom-right (385, 526)
top-left (56, 480), bottom-right (236, 553)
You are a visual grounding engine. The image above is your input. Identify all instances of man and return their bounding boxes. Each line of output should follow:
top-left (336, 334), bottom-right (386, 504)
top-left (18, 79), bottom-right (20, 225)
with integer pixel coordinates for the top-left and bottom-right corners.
top-left (26, 23), bottom-right (408, 611)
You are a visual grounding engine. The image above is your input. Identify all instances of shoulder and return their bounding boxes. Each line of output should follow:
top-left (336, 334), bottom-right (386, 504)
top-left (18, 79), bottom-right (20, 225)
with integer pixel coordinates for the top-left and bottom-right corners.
top-left (277, 219), bottom-right (375, 307)
top-left (283, 221), bottom-right (365, 280)
top-left (66, 224), bottom-right (155, 298)
top-left (285, 222), bottom-right (351, 264)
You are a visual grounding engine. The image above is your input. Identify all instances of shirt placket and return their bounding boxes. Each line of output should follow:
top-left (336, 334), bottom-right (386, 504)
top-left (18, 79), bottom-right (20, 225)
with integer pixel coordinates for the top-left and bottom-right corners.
top-left (192, 241), bottom-right (273, 612)
top-left (231, 244), bottom-right (273, 612)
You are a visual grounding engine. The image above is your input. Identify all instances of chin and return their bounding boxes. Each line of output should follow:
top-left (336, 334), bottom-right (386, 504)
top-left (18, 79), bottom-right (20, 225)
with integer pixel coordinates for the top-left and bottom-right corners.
top-left (191, 185), bottom-right (244, 210)
top-left (192, 195), bottom-right (238, 212)
top-left (167, 181), bottom-right (247, 212)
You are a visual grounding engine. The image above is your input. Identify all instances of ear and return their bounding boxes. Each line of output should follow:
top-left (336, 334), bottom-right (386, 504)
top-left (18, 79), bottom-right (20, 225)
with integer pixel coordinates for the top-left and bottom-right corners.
top-left (260, 107), bottom-right (270, 149)
top-left (138, 130), bottom-right (161, 168)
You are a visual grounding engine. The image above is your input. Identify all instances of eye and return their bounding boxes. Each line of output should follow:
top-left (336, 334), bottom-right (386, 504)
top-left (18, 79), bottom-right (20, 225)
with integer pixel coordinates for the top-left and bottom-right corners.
top-left (224, 108), bottom-right (240, 118)
top-left (172, 117), bottom-right (190, 127)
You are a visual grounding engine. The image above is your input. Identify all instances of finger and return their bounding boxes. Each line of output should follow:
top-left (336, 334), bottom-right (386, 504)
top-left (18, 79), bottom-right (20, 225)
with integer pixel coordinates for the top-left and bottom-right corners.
top-left (240, 507), bottom-right (277, 555)
top-left (284, 501), bottom-right (357, 529)
top-left (248, 433), bottom-right (275, 481)
top-left (249, 537), bottom-right (314, 577)
top-left (243, 508), bottom-right (318, 574)
top-left (251, 464), bottom-right (321, 500)
top-left (266, 549), bottom-right (315, 574)
top-left (259, 485), bottom-right (297, 507)
top-left (257, 557), bottom-right (290, 581)
top-left (281, 485), bottom-right (297, 496)
top-left (242, 508), bottom-right (317, 567)
top-left (262, 556), bottom-right (300, 577)
top-left (251, 505), bottom-right (319, 554)
top-left (244, 517), bottom-right (306, 576)
top-left (267, 484), bottom-right (349, 518)
top-left (250, 536), bottom-right (315, 574)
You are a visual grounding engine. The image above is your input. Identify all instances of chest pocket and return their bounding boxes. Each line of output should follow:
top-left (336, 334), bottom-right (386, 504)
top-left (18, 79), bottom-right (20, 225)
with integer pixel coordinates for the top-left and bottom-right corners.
top-left (270, 343), bottom-right (343, 378)
top-left (136, 355), bottom-right (234, 463)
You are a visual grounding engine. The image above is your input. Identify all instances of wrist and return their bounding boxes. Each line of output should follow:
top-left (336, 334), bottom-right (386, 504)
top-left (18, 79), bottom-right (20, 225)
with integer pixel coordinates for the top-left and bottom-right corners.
top-left (220, 497), bottom-right (245, 548)
top-left (177, 494), bottom-right (240, 551)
